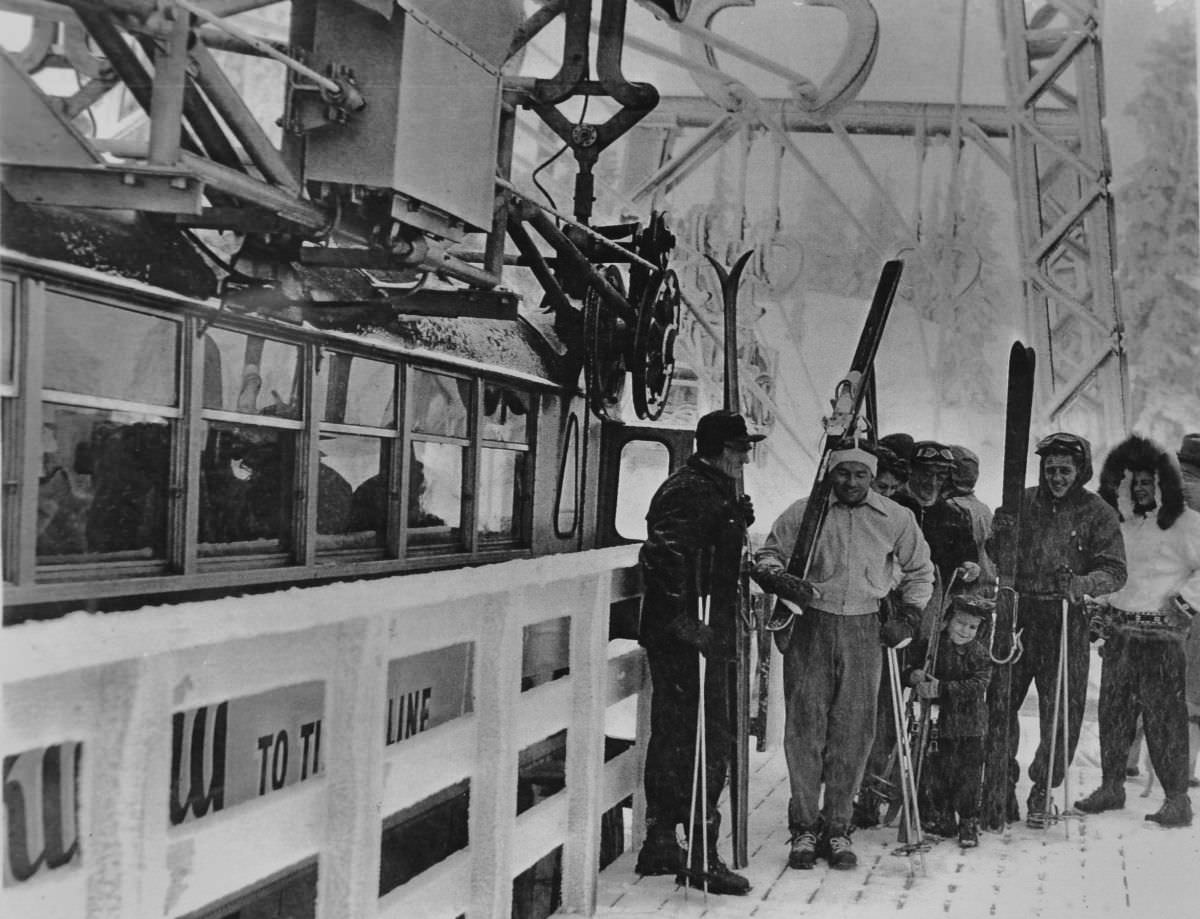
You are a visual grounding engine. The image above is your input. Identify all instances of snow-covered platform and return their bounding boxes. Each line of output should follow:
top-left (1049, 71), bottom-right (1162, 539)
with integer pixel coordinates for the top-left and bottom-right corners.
top-left (592, 701), bottom-right (1199, 918)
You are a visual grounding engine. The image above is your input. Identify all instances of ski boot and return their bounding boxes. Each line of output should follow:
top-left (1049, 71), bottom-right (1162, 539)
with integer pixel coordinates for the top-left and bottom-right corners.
top-left (1025, 784), bottom-right (1051, 829)
top-left (787, 828), bottom-right (818, 870)
top-left (818, 825), bottom-right (858, 870)
top-left (1145, 794), bottom-right (1193, 828)
top-left (958, 818), bottom-right (979, 848)
top-left (634, 819), bottom-right (684, 876)
top-left (676, 849), bottom-right (751, 895)
top-left (1075, 784), bottom-right (1125, 814)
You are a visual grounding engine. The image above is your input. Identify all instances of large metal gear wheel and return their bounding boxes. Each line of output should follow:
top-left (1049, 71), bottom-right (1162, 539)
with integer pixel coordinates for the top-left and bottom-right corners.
top-left (583, 265), bottom-right (628, 421)
top-left (632, 269), bottom-right (681, 421)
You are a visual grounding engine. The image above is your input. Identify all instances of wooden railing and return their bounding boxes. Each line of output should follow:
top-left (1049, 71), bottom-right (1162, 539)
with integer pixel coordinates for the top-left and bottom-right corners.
top-left (1, 545), bottom-right (648, 919)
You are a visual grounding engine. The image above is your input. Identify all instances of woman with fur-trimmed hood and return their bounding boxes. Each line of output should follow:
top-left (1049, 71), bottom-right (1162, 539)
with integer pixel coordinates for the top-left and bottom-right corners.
top-left (1074, 435), bottom-right (1200, 828)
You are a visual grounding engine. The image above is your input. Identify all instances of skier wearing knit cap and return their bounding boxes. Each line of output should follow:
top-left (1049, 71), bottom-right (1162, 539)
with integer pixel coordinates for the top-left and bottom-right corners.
top-left (754, 440), bottom-right (934, 871)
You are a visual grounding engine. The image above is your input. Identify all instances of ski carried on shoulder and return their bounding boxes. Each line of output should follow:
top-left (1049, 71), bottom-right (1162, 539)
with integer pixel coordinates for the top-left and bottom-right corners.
top-left (979, 342), bottom-right (1035, 831)
top-left (768, 259), bottom-right (904, 638)
top-left (707, 250), bottom-right (754, 869)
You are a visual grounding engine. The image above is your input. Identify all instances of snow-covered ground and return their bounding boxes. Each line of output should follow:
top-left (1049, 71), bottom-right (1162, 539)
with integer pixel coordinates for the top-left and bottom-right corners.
top-left (593, 649), bottom-right (1199, 918)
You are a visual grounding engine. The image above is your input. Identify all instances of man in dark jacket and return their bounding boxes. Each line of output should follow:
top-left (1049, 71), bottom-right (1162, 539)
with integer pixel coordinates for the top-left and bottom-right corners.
top-left (989, 432), bottom-right (1126, 827)
top-left (636, 410), bottom-right (761, 895)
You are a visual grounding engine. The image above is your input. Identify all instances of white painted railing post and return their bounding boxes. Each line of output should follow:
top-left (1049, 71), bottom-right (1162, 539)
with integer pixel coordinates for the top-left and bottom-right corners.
top-left (468, 593), bottom-right (524, 919)
top-left (560, 573), bottom-right (610, 914)
top-left (98, 657), bottom-right (172, 919)
top-left (317, 617), bottom-right (388, 919)
top-left (630, 654), bottom-right (651, 859)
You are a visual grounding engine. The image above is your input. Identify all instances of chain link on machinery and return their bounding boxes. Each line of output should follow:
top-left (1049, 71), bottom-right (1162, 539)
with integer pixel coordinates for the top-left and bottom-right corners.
top-left (583, 264), bottom-right (628, 421)
top-left (629, 213), bottom-right (680, 421)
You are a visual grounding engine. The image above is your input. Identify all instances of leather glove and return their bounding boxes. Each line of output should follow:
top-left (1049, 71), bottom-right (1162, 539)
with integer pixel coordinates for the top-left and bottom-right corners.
top-left (991, 510), bottom-right (1016, 539)
top-left (959, 561), bottom-right (981, 583)
top-left (751, 567), bottom-right (818, 607)
top-left (880, 619), bottom-right (913, 649)
top-left (668, 615), bottom-right (730, 660)
top-left (1084, 595), bottom-right (1112, 643)
top-left (897, 604), bottom-right (925, 632)
top-left (738, 494), bottom-right (755, 527)
top-left (915, 678), bottom-right (940, 700)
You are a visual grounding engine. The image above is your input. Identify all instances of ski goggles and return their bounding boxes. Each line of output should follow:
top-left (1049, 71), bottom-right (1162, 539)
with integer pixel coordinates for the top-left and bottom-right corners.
top-left (910, 443), bottom-right (956, 466)
top-left (1035, 432), bottom-right (1086, 457)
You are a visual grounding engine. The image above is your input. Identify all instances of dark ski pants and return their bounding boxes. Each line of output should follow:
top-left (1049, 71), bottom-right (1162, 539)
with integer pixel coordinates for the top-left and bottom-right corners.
top-left (783, 609), bottom-right (881, 833)
top-left (1097, 631), bottom-right (1190, 797)
top-left (1007, 597), bottom-right (1090, 791)
top-left (643, 644), bottom-right (732, 837)
top-left (923, 736), bottom-right (985, 822)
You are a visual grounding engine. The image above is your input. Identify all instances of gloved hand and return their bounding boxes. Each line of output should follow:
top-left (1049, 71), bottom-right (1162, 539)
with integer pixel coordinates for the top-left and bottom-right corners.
top-left (991, 510), bottom-right (1016, 540)
top-left (1167, 594), bottom-right (1197, 630)
top-left (880, 619), bottom-right (913, 649)
top-left (1084, 595), bottom-right (1112, 643)
top-left (1055, 566), bottom-right (1077, 602)
top-left (668, 615), bottom-right (731, 660)
top-left (959, 561), bottom-right (981, 583)
top-left (738, 494), bottom-right (755, 527)
top-left (915, 678), bottom-right (940, 700)
top-left (751, 567), bottom-right (818, 608)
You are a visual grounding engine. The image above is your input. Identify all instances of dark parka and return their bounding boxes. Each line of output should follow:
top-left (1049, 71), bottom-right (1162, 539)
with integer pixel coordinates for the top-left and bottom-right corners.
top-left (639, 455), bottom-right (749, 656)
top-left (988, 436), bottom-right (1126, 599)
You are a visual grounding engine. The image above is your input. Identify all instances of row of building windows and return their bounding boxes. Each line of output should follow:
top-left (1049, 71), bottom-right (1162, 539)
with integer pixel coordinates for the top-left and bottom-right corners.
top-left (2, 274), bottom-right (540, 594)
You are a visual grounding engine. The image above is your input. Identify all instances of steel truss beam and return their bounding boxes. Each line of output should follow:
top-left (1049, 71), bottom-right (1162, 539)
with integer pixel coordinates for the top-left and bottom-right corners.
top-left (998, 0), bottom-right (1129, 440)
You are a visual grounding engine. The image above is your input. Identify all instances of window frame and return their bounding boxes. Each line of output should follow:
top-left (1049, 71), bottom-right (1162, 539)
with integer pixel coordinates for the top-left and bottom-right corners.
top-left (2, 264), bottom-right (547, 613)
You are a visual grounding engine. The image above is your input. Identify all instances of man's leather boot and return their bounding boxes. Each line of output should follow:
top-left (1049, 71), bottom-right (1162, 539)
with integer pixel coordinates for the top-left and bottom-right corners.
top-left (635, 819), bottom-right (684, 876)
top-left (1075, 783), bottom-right (1125, 814)
top-left (1145, 794), bottom-right (1193, 828)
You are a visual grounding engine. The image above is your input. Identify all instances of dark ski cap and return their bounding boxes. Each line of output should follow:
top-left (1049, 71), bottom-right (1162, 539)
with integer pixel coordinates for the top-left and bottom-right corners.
top-left (696, 410), bottom-right (765, 453)
top-left (1179, 433), bottom-right (1200, 469)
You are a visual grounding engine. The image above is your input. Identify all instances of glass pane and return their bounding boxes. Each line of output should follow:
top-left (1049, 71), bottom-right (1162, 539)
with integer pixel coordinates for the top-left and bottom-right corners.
top-left (1, 278), bottom-right (15, 387)
top-left (615, 440), bottom-right (671, 542)
top-left (318, 433), bottom-right (390, 548)
top-left (323, 353), bottom-right (395, 428)
top-left (198, 421), bottom-right (295, 555)
top-left (554, 415), bottom-right (580, 538)
top-left (478, 448), bottom-right (525, 543)
top-left (481, 383), bottom-right (530, 443)
top-left (44, 292), bottom-right (178, 406)
top-left (202, 328), bottom-right (301, 418)
top-left (408, 441), bottom-right (462, 550)
top-left (410, 370), bottom-right (469, 438)
top-left (37, 404), bottom-right (170, 563)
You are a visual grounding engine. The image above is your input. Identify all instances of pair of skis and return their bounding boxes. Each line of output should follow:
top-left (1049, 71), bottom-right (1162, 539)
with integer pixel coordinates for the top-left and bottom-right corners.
top-left (979, 342), bottom-right (1035, 831)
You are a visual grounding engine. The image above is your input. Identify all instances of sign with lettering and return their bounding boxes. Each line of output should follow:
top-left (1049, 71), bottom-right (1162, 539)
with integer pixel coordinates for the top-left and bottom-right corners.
top-left (170, 682), bottom-right (324, 827)
top-left (4, 741), bottom-right (81, 886)
top-left (385, 644), bottom-right (474, 746)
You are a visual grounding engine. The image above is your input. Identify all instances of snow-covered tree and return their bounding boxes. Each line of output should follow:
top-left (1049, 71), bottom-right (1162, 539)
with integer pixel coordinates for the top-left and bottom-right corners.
top-left (1116, 9), bottom-right (1199, 444)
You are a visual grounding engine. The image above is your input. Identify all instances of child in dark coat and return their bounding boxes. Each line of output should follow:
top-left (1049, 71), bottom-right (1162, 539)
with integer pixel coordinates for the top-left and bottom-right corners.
top-left (906, 595), bottom-right (994, 847)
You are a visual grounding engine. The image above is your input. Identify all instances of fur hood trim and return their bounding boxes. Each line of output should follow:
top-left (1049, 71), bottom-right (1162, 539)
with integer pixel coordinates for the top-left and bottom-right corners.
top-left (1098, 434), bottom-right (1184, 530)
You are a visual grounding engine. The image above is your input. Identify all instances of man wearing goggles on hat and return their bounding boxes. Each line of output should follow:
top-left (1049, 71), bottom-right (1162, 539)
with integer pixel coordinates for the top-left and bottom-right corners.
top-left (753, 441), bottom-right (934, 870)
top-left (636, 410), bottom-right (762, 895)
top-left (988, 431), bottom-right (1126, 827)
top-left (894, 441), bottom-right (982, 618)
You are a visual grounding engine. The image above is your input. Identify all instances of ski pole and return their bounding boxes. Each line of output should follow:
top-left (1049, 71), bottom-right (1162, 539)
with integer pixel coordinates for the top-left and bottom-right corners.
top-left (1060, 597), bottom-right (1072, 838)
top-left (1040, 599), bottom-right (1067, 830)
top-left (887, 645), bottom-right (926, 876)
